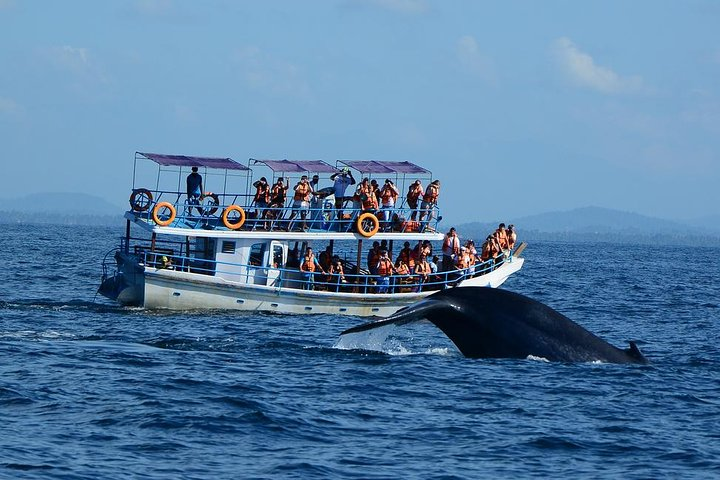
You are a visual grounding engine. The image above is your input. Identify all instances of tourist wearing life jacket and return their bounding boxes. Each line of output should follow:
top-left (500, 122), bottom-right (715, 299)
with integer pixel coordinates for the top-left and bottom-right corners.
top-left (418, 179), bottom-right (440, 231)
top-left (406, 180), bottom-right (424, 221)
top-left (266, 177), bottom-right (288, 224)
top-left (414, 254), bottom-right (431, 290)
top-left (252, 177), bottom-right (270, 228)
top-left (441, 227), bottom-right (460, 272)
top-left (397, 241), bottom-right (416, 273)
top-left (507, 224), bottom-right (517, 250)
top-left (367, 241), bottom-right (381, 275)
top-left (327, 256), bottom-right (346, 292)
top-left (375, 249), bottom-right (396, 294)
top-left (287, 175), bottom-right (313, 231)
top-left (495, 223), bottom-right (510, 252)
top-left (299, 247), bottom-right (325, 290)
top-left (358, 178), bottom-right (378, 211)
top-left (379, 179), bottom-right (399, 230)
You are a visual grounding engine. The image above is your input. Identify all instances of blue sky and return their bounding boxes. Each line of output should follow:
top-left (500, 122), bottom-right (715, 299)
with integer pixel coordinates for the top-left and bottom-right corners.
top-left (1, 0), bottom-right (718, 225)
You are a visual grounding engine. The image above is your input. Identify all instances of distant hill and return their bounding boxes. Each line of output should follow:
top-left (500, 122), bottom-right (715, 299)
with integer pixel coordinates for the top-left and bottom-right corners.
top-left (0, 192), bottom-right (123, 225)
top-left (457, 206), bottom-right (720, 247)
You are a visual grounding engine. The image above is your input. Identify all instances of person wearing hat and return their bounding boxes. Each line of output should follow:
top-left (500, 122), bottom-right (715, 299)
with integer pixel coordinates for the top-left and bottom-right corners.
top-left (330, 167), bottom-right (356, 221)
top-left (186, 166), bottom-right (204, 214)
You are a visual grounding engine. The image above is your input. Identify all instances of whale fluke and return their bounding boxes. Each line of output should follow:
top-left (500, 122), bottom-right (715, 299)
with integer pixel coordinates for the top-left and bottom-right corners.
top-left (341, 287), bottom-right (647, 364)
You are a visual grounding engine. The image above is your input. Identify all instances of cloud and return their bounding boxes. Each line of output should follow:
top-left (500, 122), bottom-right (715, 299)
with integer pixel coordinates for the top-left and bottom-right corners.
top-left (456, 35), bottom-right (496, 83)
top-left (346, 0), bottom-right (428, 14)
top-left (42, 45), bottom-right (109, 85)
top-left (232, 46), bottom-right (312, 101)
top-left (553, 37), bottom-right (644, 94)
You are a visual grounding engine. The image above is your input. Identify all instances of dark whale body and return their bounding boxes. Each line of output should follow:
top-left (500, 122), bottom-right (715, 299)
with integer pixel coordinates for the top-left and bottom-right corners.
top-left (342, 287), bottom-right (647, 364)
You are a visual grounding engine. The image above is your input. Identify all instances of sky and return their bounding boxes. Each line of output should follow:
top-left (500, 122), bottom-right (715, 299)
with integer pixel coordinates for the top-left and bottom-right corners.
top-left (1, 0), bottom-right (719, 226)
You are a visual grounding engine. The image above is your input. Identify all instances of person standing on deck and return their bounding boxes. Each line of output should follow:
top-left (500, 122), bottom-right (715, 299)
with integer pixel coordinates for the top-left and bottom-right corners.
top-left (418, 180), bottom-right (440, 231)
top-left (379, 179), bottom-right (399, 231)
top-left (330, 167), bottom-right (356, 221)
top-left (375, 249), bottom-right (396, 294)
top-left (406, 180), bottom-right (424, 221)
top-left (252, 177), bottom-right (270, 228)
top-left (186, 166), bottom-right (203, 213)
top-left (288, 175), bottom-right (313, 231)
top-left (441, 227), bottom-right (461, 272)
top-left (299, 247), bottom-right (325, 290)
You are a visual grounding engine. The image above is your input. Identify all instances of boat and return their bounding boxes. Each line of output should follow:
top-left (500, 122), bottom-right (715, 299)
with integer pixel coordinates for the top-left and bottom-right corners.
top-left (98, 152), bottom-right (525, 317)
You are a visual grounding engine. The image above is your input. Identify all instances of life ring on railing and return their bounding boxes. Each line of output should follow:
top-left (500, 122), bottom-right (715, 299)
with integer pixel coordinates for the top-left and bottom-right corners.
top-left (152, 201), bottom-right (176, 226)
top-left (129, 188), bottom-right (153, 212)
top-left (199, 192), bottom-right (220, 215)
top-left (356, 212), bottom-right (380, 237)
top-left (222, 205), bottom-right (246, 230)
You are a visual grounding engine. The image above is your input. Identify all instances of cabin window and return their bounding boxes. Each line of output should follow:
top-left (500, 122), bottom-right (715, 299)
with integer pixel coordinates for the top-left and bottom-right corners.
top-left (249, 243), bottom-right (266, 266)
top-left (271, 245), bottom-right (283, 268)
top-left (221, 241), bottom-right (236, 254)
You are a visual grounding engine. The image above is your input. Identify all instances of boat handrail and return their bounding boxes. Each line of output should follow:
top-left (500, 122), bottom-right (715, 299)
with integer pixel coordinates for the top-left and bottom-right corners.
top-left (128, 187), bottom-right (441, 234)
top-left (141, 249), bottom-right (509, 294)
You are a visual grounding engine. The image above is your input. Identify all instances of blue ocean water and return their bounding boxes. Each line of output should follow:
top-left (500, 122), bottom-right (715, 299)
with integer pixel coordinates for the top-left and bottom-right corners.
top-left (1, 223), bottom-right (719, 479)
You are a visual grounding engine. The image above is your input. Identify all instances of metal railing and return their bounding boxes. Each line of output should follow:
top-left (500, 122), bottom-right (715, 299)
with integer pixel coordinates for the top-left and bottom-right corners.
top-left (128, 188), bottom-right (441, 233)
top-left (142, 249), bottom-right (509, 294)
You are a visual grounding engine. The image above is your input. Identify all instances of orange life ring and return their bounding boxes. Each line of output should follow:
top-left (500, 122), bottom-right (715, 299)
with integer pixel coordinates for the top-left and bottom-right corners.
top-left (199, 192), bottom-right (220, 215)
top-left (152, 202), bottom-right (176, 226)
top-left (357, 212), bottom-right (380, 237)
top-left (222, 205), bottom-right (246, 230)
top-left (129, 188), bottom-right (153, 212)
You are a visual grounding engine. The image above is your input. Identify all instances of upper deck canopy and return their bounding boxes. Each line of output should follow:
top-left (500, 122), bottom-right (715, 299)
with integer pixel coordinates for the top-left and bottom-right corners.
top-left (250, 159), bottom-right (340, 174)
top-left (138, 152), bottom-right (250, 171)
top-left (338, 160), bottom-right (431, 175)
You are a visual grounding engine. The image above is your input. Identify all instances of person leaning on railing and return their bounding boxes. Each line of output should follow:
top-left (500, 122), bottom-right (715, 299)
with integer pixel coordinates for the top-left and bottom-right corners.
top-left (299, 247), bottom-right (325, 290)
top-left (375, 249), bottom-right (395, 294)
top-left (414, 254), bottom-right (431, 291)
top-left (406, 180), bottom-right (424, 221)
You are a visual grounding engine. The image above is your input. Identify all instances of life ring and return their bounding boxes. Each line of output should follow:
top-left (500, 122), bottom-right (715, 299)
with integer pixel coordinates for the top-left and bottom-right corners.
top-left (129, 188), bottom-right (153, 212)
top-left (199, 192), bottom-right (220, 215)
top-left (222, 205), bottom-right (246, 230)
top-left (152, 202), bottom-right (176, 226)
top-left (356, 212), bottom-right (380, 237)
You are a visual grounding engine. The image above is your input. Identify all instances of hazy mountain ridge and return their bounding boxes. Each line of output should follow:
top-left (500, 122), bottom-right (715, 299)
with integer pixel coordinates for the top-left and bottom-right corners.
top-left (457, 206), bottom-right (720, 247)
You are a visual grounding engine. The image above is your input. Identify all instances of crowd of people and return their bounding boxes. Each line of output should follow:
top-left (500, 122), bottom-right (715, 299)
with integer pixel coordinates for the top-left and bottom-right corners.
top-left (245, 169), bottom-right (442, 232)
top-left (292, 223), bottom-right (517, 293)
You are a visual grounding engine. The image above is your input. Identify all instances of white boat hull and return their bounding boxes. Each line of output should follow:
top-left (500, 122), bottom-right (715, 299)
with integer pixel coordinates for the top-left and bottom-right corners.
top-left (139, 257), bottom-right (524, 317)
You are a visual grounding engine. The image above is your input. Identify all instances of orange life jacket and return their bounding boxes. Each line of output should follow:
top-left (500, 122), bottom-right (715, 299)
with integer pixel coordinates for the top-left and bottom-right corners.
top-left (398, 248), bottom-right (415, 268)
top-left (496, 229), bottom-right (509, 249)
top-left (361, 184), bottom-right (378, 210)
top-left (415, 261), bottom-right (430, 275)
top-left (395, 263), bottom-right (409, 275)
top-left (255, 184), bottom-right (270, 203)
top-left (407, 184), bottom-right (423, 203)
top-left (301, 254), bottom-right (316, 272)
top-left (376, 258), bottom-right (393, 276)
top-left (423, 184), bottom-right (439, 203)
top-left (380, 185), bottom-right (397, 205)
top-left (294, 183), bottom-right (311, 202)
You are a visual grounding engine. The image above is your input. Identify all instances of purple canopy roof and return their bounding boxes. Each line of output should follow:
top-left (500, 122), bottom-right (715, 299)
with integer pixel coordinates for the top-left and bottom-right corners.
top-left (339, 160), bottom-right (431, 175)
top-left (139, 152), bottom-right (250, 171)
top-left (250, 159), bottom-right (340, 174)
